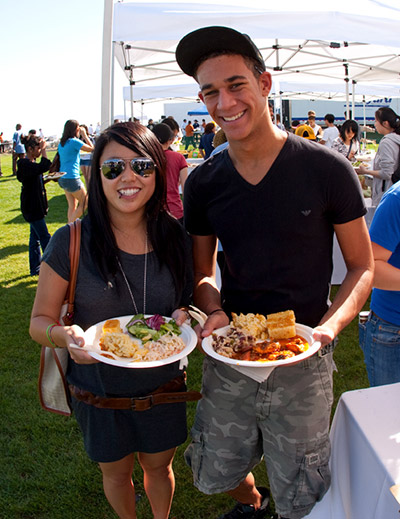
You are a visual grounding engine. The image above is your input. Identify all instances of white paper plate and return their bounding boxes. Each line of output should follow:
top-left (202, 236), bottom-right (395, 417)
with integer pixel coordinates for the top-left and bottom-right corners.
top-left (202, 323), bottom-right (321, 367)
top-left (43, 172), bottom-right (67, 181)
top-left (84, 315), bottom-right (197, 368)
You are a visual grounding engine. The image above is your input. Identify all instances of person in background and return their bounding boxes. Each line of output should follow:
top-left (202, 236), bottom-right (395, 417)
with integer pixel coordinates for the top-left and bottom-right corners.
top-left (268, 102), bottom-right (274, 123)
top-left (57, 119), bottom-right (94, 222)
top-left (332, 119), bottom-right (359, 161)
top-left (13, 123), bottom-right (25, 175)
top-left (294, 122), bottom-right (316, 140)
top-left (30, 122), bottom-right (194, 519)
top-left (147, 119), bottom-right (155, 131)
top-left (201, 119), bottom-right (207, 131)
top-left (79, 124), bottom-right (94, 187)
top-left (193, 119), bottom-right (200, 129)
top-left (290, 120), bottom-right (300, 133)
top-left (163, 117), bottom-right (182, 151)
top-left (356, 107), bottom-right (400, 207)
top-left (199, 122), bottom-right (216, 159)
top-left (152, 123), bottom-right (188, 223)
top-left (307, 111), bottom-right (323, 139)
top-left (176, 25), bottom-right (373, 519)
top-left (275, 113), bottom-right (285, 131)
top-left (16, 134), bottom-right (51, 276)
top-left (0, 132), bottom-right (4, 153)
top-left (359, 180), bottom-right (400, 386)
top-left (319, 114), bottom-right (339, 148)
top-left (184, 120), bottom-right (195, 149)
top-left (39, 128), bottom-right (44, 139)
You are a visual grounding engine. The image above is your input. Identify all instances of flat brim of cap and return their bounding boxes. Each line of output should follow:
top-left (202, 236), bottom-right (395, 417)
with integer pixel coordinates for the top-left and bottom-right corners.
top-left (175, 26), bottom-right (265, 77)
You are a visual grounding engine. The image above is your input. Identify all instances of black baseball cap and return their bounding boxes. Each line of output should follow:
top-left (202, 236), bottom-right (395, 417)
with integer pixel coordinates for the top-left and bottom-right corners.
top-left (175, 26), bottom-right (266, 78)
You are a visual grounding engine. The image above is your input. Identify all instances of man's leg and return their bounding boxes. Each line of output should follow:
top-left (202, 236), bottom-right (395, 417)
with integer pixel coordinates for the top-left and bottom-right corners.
top-left (260, 352), bottom-right (334, 519)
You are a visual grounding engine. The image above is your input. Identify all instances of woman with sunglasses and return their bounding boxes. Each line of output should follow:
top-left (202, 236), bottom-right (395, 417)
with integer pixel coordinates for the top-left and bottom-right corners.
top-left (57, 119), bottom-right (94, 222)
top-left (30, 122), bottom-right (193, 519)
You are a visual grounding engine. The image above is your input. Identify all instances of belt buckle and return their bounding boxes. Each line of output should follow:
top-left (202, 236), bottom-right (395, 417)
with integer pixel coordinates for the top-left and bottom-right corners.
top-left (130, 394), bottom-right (153, 411)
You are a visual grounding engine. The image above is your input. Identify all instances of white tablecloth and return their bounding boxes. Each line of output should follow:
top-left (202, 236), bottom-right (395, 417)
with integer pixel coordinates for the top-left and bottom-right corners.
top-left (306, 383), bottom-right (400, 519)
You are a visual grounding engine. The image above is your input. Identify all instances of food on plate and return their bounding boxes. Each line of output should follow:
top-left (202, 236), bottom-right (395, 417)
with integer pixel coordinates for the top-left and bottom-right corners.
top-left (103, 319), bottom-right (123, 333)
top-left (231, 312), bottom-right (268, 339)
top-left (266, 310), bottom-right (296, 339)
top-left (127, 313), bottom-right (181, 343)
top-left (212, 310), bottom-right (309, 362)
top-left (98, 315), bottom-right (185, 361)
top-left (99, 331), bottom-right (144, 359)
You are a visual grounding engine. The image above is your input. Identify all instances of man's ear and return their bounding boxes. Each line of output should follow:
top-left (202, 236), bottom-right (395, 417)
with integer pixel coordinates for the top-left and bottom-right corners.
top-left (259, 71), bottom-right (272, 98)
top-left (198, 91), bottom-right (204, 103)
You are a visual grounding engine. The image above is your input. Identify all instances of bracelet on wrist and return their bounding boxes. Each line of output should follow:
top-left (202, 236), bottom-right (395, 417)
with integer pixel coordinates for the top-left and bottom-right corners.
top-left (46, 323), bottom-right (60, 348)
top-left (207, 308), bottom-right (225, 317)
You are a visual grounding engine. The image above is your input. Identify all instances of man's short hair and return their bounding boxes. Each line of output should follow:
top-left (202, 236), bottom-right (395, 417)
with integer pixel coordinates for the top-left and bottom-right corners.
top-left (176, 26), bottom-right (265, 79)
top-left (324, 113), bottom-right (335, 124)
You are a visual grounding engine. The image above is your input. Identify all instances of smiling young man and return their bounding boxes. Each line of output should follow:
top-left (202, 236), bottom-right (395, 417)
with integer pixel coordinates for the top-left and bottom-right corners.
top-left (176, 26), bottom-right (374, 519)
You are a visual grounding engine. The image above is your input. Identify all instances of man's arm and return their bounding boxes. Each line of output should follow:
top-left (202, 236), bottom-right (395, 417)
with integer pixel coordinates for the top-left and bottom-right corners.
top-left (313, 217), bottom-right (374, 345)
top-left (191, 234), bottom-right (230, 336)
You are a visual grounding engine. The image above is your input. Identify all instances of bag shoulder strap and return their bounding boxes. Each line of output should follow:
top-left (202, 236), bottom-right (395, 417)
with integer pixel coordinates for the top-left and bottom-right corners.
top-left (64, 219), bottom-right (82, 321)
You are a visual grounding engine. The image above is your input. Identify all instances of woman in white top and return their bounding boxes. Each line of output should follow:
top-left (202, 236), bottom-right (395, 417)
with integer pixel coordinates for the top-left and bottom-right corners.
top-left (356, 107), bottom-right (400, 207)
top-left (332, 120), bottom-right (359, 162)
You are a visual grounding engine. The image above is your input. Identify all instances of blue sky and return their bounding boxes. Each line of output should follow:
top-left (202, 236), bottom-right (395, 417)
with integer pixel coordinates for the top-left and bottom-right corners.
top-left (0, 0), bottom-right (108, 139)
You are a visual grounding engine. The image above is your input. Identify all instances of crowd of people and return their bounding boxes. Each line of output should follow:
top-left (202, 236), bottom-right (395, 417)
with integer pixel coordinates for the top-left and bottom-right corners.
top-left (3, 24), bottom-right (400, 519)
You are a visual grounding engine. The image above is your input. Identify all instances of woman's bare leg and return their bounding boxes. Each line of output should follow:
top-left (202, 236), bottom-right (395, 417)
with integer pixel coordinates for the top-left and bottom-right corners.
top-left (99, 453), bottom-right (137, 519)
top-left (64, 185), bottom-right (87, 222)
top-left (138, 448), bottom-right (176, 519)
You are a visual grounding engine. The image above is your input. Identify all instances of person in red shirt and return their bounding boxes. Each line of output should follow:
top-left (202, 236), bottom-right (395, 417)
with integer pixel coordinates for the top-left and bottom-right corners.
top-left (152, 123), bottom-right (188, 222)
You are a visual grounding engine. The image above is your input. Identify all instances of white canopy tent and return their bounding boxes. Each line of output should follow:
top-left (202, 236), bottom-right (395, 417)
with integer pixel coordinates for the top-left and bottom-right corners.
top-left (101, 0), bottom-right (400, 126)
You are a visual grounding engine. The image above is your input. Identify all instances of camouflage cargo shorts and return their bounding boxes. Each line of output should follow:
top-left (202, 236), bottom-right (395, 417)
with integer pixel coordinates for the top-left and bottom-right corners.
top-left (185, 350), bottom-right (335, 519)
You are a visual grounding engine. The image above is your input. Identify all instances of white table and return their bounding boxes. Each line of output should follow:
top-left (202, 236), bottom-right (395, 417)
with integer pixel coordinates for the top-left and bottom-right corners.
top-left (306, 383), bottom-right (400, 519)
top-left (331, 198), bottom-right (375, 285)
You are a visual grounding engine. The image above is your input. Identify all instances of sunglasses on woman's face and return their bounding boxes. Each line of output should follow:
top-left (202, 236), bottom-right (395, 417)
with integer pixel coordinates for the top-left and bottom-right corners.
top-left (100, 157), bottom-right (156, 180)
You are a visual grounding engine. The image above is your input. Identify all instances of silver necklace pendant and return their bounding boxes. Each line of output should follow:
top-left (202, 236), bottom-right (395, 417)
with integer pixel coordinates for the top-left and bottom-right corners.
top-left (117, 235), bottom-right (148, 315)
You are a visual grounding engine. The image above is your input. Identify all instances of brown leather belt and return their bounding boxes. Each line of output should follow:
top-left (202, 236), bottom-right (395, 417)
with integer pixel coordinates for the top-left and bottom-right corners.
top-left (69, 375), bottom-right (202, 411)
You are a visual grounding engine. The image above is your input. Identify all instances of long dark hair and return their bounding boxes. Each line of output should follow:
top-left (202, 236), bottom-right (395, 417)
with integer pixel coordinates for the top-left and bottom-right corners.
top-left (338, 119), bottom-right (359, 143)
top-left (375, 107), bottom-right (400, 135)
top-left (60, 119), bottom-right (79, 146)
top-left (88, 121), bottom-right (188, 304)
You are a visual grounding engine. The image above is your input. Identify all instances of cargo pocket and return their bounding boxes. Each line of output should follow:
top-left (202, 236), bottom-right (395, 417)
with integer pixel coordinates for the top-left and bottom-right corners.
top-left (292, 436), bottom-right (331, 512)
top-left (184, 425), bottom-right (206, 484)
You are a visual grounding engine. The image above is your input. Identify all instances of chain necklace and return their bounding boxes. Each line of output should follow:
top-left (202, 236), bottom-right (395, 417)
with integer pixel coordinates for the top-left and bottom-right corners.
top-left (116, 234), bottom-right (148, 315)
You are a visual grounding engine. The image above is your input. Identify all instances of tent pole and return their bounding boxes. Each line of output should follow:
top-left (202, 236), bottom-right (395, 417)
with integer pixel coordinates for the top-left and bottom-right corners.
top-left (363, 95), bottom-right (367, 152)
top-left (129, 67), bottom-right (134, 121)
top-left (101, 0), bottom-right (114, 131)
top-left (352, 80), bottom-right (356, 122)
top-left (111, 40), bottom-right (115, 124)
top-left (344, 63), bottom-right (349, 119)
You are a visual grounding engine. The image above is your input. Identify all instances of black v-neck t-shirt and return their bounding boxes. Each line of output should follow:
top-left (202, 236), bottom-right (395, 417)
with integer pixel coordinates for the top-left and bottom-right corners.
top-left (184, 133), bottom-right (366, 327)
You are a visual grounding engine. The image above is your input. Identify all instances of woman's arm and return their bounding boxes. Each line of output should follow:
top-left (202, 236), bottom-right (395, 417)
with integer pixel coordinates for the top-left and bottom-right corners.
top-left (79, 127), bottom-right (94, 152)
top-left (179, 167), bottom-right (188, 196)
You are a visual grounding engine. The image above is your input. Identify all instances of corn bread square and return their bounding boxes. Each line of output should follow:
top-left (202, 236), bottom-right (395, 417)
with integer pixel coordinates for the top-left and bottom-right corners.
top-left (266, 310), bottom-right (296, 339)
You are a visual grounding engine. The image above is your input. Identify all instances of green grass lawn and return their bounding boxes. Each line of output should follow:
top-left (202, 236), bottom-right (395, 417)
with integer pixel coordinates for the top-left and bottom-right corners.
top-left (0, 152), bottom-right (370, 518)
